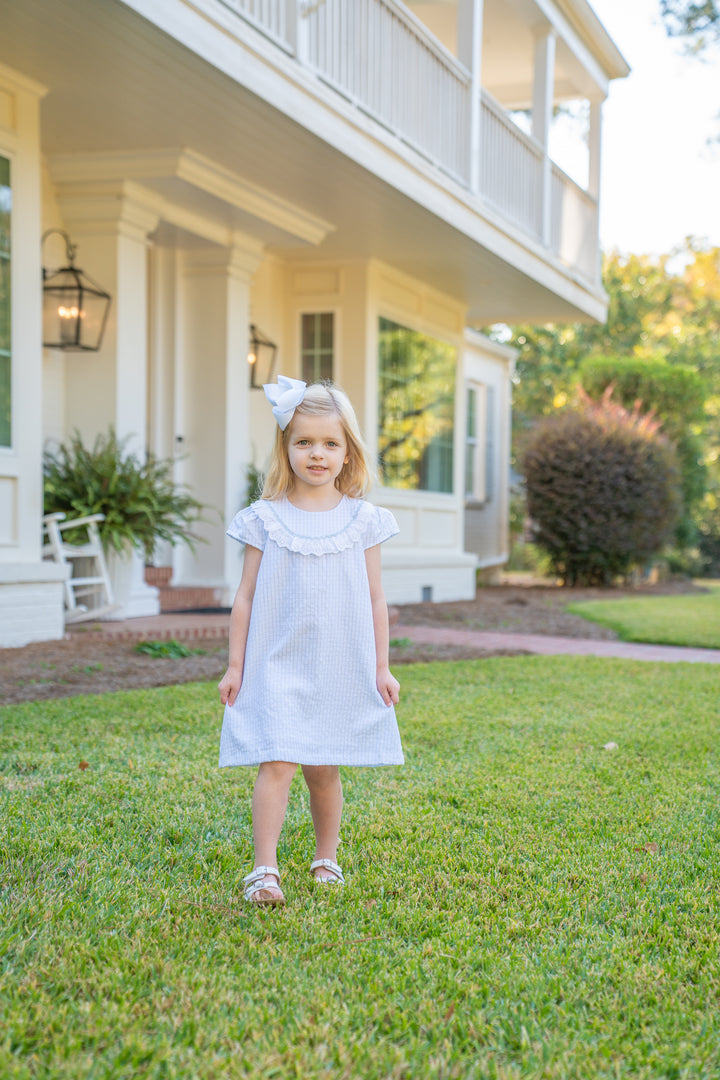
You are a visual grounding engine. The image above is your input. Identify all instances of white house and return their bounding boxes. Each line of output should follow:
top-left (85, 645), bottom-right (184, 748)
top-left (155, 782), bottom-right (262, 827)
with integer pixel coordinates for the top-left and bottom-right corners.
top-left (0, 0), bottom-right (628, 646)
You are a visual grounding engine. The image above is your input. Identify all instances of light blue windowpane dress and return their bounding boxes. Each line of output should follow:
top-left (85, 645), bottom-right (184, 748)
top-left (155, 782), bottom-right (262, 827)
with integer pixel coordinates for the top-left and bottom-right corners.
top-left (218, 496), bottom-right (404, 767)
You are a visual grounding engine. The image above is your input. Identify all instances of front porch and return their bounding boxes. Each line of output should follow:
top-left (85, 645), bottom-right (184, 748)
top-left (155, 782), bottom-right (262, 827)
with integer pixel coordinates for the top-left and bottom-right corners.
top-left (0, 0), bottom-right (629, 644)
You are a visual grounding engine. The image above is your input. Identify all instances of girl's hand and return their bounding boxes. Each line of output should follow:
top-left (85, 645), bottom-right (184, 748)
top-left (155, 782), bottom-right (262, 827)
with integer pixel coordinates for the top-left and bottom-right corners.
top-left (376, 667), bottom-right (400, 706)
top-left (218, 666), bottom-right (242, 706)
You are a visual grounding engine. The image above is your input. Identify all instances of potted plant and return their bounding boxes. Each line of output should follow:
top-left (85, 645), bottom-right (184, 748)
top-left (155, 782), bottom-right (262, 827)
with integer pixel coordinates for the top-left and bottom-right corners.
top-left (43, 429), bottom-right (207, 618)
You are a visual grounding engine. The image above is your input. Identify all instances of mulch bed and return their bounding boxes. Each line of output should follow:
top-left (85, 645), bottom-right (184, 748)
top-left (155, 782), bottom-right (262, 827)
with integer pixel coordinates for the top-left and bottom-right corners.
top-left (0, 581), bottom-right (705, 706)
top-left (394, 581), bottom-right (705, 638)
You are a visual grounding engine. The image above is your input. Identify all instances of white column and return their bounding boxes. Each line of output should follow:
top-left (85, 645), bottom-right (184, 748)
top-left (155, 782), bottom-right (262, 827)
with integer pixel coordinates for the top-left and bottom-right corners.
top-left (588, 98), bottom-right (603, 200)
top-left (56, 181), bottom-right (162, 618)
top-left (457, 0), bottom-right (485, 194)
top-left (532, 28), bottom-right (556, 247)
top-left (148, 245), bottom-right (178, 462)
top-left (588, 98), bottom-right (604, 283)
top-left (54, 181), bottom-right (161, 453)
top-left (177, 237), bottom-right (264, 602)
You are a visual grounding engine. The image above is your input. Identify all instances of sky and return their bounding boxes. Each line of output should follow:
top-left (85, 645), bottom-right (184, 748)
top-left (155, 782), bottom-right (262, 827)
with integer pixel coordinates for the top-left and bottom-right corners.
top-left (560, 0), bottom-right (720, 256)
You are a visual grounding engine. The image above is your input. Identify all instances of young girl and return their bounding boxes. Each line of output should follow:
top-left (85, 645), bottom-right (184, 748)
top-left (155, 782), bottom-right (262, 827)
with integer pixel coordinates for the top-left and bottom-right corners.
top-left (218, 375), bottom-right (403, 907)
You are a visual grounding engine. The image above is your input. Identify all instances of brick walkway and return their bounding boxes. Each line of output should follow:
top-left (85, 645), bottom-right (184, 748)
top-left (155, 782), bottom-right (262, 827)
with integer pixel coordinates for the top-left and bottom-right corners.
top-left (68, 612), bottom-right (720, 664)
top-left (393, 624), bottom-right (720, 665)
top-left (67, 612), bottom-right (230, 643)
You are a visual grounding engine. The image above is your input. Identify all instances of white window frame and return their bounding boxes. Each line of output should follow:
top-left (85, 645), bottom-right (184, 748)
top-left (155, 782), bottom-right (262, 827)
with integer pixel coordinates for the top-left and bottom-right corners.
top-left (465, 379), bottom-right (495, 505)
top-left (0, 149), bottom-right (12, 451)
top-left (299, 310), bottom-right (336, 384)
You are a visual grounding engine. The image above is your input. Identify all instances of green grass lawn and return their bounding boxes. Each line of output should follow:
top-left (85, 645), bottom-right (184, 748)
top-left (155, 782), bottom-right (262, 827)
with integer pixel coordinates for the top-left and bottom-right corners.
top-left (2, 657), bottom-right (720, 1079)
top-left (567, 583), bottom-right (720, 649)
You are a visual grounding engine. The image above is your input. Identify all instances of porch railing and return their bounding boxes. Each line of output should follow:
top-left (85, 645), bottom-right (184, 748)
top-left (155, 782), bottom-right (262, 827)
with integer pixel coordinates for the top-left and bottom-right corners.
top-left (223, 0), bottom-right (600, 284)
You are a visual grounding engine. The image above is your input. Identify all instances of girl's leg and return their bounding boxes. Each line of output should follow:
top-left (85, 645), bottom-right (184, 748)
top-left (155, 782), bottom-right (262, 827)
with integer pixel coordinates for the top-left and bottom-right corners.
top-left (301, 765), bottom-right (344, 879)
top-left (250, 760), bottom-right (297, 895)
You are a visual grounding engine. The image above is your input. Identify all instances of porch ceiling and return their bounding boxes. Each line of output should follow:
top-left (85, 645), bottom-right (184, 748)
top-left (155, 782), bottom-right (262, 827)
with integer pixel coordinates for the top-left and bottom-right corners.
top-left (1, 0), bottom-right (605, 323)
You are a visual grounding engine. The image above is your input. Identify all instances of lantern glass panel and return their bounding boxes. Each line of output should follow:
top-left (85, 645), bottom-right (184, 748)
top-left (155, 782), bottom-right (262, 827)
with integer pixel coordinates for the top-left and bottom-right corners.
top-left (79, 287), bottom-right (111, 349)
top-left (43, 266), bottom-right (110, 350)
top-left (43, 281), bottom-right (81, 348)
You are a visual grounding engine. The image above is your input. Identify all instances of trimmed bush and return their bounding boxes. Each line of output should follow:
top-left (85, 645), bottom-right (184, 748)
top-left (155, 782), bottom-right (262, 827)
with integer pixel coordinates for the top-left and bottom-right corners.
top-left (522, 394), bottom-right (682, 585)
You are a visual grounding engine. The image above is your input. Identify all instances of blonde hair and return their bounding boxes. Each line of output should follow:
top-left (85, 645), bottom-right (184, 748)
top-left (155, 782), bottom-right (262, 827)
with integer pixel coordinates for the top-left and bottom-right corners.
top-left (262, 381), bottom-right (375, 500)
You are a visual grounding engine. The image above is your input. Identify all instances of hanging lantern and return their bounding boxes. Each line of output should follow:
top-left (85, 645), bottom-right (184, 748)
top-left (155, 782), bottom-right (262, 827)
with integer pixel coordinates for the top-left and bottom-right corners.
top-left (42, 230), bottom-right (112, 351)
top-left (248, 323), bottom-right (278, 388)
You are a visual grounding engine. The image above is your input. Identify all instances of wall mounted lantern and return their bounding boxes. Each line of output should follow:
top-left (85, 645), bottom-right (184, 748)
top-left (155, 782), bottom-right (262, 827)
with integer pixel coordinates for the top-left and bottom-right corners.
top-left (248, 324), bottom-right (277, 389)
top-left (42, 230), bottom-right (112, 351)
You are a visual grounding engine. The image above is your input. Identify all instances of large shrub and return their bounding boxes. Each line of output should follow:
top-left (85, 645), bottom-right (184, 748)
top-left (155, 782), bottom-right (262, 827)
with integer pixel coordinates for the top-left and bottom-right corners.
top-left (522, 394), bottom-right (681, 585)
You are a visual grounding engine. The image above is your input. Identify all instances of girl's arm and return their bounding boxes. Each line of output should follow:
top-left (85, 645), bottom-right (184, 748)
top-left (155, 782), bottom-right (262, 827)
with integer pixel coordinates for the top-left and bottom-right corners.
top-left (218, 544), bottom-right (263, 706)
top-left (365, 543), bottom-right (400, 707)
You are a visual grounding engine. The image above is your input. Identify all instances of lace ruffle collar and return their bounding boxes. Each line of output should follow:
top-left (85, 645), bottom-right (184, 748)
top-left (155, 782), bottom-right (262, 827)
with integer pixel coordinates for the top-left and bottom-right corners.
top-left (250, 497), bottom-right (371, 555)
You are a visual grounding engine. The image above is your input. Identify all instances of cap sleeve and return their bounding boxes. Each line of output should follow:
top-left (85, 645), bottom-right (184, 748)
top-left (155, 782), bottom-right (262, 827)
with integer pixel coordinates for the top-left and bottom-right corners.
top-left (364, 504), bottom-right (400, 549)
top-left (226, 504), bottom-right (266, 550)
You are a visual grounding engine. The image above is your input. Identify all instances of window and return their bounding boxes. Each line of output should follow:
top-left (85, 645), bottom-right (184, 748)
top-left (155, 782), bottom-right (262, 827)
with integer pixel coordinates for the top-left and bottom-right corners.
top-left (301, 312), bottom-right (334, 383)
top-left (464, 380), bottom-right (495, 503)
top-left (378, 317), bottom-right (456, 493)
top-left (0, 156), bottom-right (10, 447)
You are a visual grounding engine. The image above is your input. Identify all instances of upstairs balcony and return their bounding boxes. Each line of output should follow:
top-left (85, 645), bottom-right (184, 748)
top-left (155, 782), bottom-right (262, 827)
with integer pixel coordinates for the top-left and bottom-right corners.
top-left (0, 0), bottom-right (628, 323)
top-left (218, 0), bottom-right (627, 287)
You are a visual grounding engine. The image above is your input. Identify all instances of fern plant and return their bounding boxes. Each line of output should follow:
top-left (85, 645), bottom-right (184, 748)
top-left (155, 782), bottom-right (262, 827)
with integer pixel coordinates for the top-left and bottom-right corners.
top-left (43, 429), bottom-right (207, 558)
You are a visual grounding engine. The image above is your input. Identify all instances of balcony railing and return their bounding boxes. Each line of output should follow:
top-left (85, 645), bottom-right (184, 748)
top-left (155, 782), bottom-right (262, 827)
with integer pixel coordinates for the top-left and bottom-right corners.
top-left (303, 0), bottom-right (471, 183)
top-left (228, 0), bottom-right (288, 47)
top-left (480, 92), bottom-right (543, 241)
top-left (551, 164), bottom-right (599, 281)
top-left (223, 0), bottom-right (600, 283)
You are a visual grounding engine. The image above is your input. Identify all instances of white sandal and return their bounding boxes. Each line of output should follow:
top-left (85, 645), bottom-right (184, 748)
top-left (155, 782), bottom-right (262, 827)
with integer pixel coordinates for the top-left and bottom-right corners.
top-left (310, 858), bottom-right (345, 885)
top-left (243, 865), bottom-right (285, 907)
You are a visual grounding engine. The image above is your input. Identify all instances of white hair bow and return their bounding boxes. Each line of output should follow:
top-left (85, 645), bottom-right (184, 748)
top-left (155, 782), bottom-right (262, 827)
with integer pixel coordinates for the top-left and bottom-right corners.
top-left (263, 375), bottom-right (307, 431)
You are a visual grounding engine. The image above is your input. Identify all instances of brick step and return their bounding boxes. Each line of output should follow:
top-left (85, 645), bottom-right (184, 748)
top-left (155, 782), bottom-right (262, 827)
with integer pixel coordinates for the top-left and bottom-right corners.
top-left (144, 569), bottom-right (225, 612)
top-left (158, 586), bottom-right (225, 612)
top-left (144, 566), bottom-right (173, 588)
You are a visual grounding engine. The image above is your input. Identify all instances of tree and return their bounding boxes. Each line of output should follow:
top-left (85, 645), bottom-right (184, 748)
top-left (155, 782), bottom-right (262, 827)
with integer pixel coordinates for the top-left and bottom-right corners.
top-left (578, 354), bottom-right (707, 546)
top-left (500, 241), bottom-right (720, 561)
top-left (506, 250), bottom-right (677, 438)
top-left (660, 1), bottom-right (720, 51)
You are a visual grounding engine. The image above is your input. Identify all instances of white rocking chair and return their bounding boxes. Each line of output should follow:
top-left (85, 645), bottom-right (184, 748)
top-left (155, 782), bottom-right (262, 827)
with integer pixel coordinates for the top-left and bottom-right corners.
top-left (42, 512), bottom-right (119, 622)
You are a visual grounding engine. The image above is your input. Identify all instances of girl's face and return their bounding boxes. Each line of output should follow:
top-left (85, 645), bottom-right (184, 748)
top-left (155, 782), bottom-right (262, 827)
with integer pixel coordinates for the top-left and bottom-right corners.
top-left (287, 412), bottom-right (349, 493)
